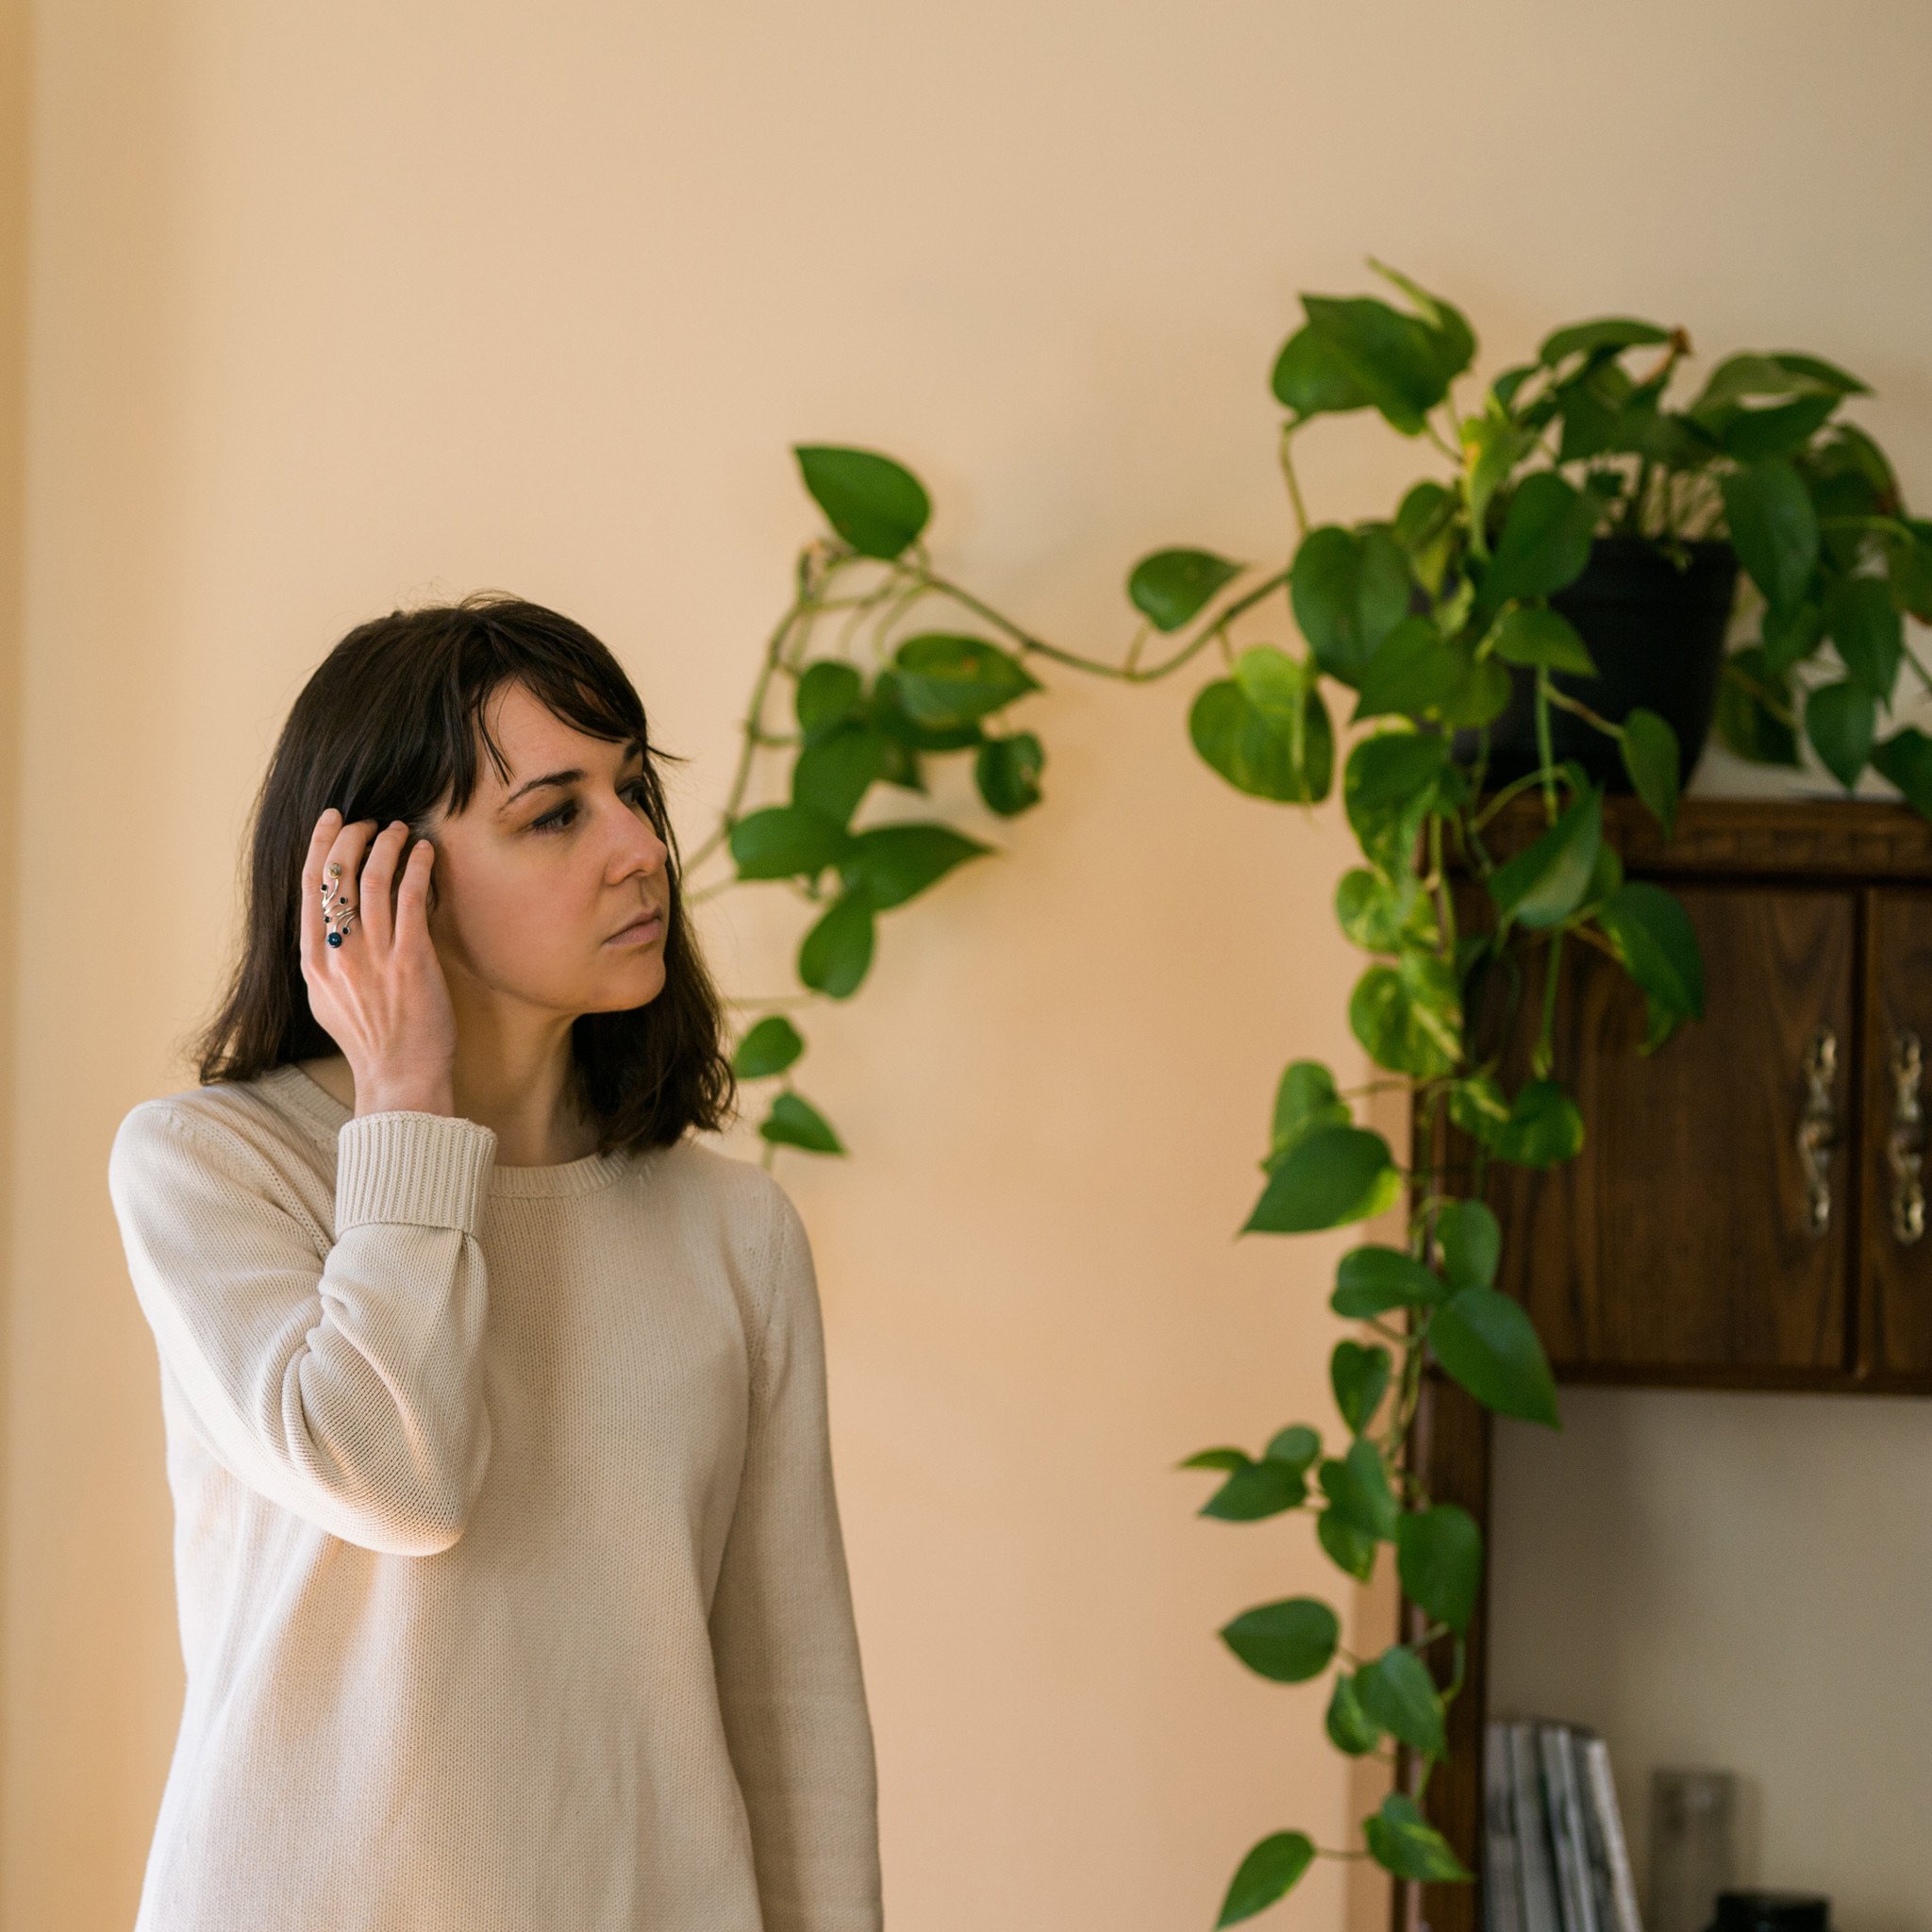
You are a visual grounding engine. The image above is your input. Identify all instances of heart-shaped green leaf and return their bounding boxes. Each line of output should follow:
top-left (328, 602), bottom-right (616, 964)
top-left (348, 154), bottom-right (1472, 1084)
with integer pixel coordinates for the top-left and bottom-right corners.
top-left (1620, 708), bottom-right (1681, 836)
top-left (795, 658), bottom-right (866, 739)
top-left (758, 1091), bottom-right (845, 1155)
top-left (1326, 1672), bottom-right (1383, 1755)
top-left (1197, 1455), bottom-right (1308, 1523)
top-left (1874, 726), bottom-right (1932, 819)
top-left (1266, 1061), bottom-right (1350, 1167)
top-left (1355, 1645), bottom-right (1446, 1756)
top-left (1219, 1597), bottom-right (1341, 1683)
top-left (1319, 1439), bottom-right (1401, 1541)
top-left (1244, 1125), bottom-right (1402, 1234)
top-left (732, 1014), bottom-right (805, 1079)
top-left (1215, 1831), bottom-right (1317, 1928)
top-left (1127, 548), bottom-right (1245, 632)
top-left (1824, 575), bottom-right (1903, 701)
top-left (892, 633), bottom-right (1042, 727)
top-left (1489, 605), bottom-right (1598, 675)
top-left (1430, 1287), bottom-right (1560, 1426)
top-left (1364, 1794), bottom-right (1472, 1881)
top-left (1436, 1199), bottom-right (1501, 1292)
top-left (1273, 323), bottom-right (1374, 420)
top-left (1336, 869), bottom-right (1439, 954)
top-left (1344, 729), bottom-right (1458, 876)
top-left (1266, 1424), bottom-right (1322, 1472)
top-left (797, 887), bottom-right (876, 999)
top-left (974, 732), bottom-right (1045, 816)
top-left (1536, 317), bottom-right (1673, 367)
top-left (1596, 881), bottom-right (1706, 1051)
top-left (1331, 1341), bottom-right (1393, 1436)
top-left (794, 445), bottom-right (931, 559)
top-left (1331, 1244), bottom-right (1446, 1318)
top-left (841, 822), bottom-right (992, 909)
top-left (729, 803), bottom-right (854, 881)
top-left (792, 720), bottom-right (891, 827)
top-left (1488, 785), bottom-right (1603, 930)
top-left (1481, 473), bottom-right (1601, 608)
top-left (1491, 1078), bottom-right (1585, 1168)
top-left (1317, 1506), bottom-right (1378, 1581)
top-left (1349, 959), bottom-right (1461, 1080)
top-left (1722, 458), bottom-right (1818, 616)
top-left (1395, 1504), bottom-right (1483, 1633)
top-left (1191, 662), bottom-right (1334, 805)
top-left (1301, 294), bottom-right (1454, 434)
top-left (1354, 616), bottom-right (1475, 722)
top-left (1291, 525), bottom-right (1413, 686)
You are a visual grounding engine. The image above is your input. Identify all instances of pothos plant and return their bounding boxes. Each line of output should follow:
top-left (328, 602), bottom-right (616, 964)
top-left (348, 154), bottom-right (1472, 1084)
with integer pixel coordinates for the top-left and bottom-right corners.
top-left (684, 260), bottom-right (1926, 1922)
top-left (1406, 292), bottom-right (1932, 795)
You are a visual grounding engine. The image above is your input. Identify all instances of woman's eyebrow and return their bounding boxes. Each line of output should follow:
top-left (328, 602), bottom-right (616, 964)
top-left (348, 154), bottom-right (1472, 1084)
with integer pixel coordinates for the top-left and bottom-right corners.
top-left (494, 739), bottom-right (645, 816)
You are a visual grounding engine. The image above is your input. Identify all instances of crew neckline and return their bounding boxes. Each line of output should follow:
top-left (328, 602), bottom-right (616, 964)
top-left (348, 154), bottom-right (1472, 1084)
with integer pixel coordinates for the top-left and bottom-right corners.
top-left (259, 1061), bottom-right (658, 1199)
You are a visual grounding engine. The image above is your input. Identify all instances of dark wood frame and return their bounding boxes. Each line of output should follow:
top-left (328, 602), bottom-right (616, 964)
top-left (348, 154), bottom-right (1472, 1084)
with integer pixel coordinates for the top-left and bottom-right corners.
top-left (1388, 793), bottom-right (1932, 1932)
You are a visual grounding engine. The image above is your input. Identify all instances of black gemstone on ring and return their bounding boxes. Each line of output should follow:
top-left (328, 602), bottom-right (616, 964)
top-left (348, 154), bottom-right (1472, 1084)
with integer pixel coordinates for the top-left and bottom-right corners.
top-left (327, 932), bottom-right (341, 947)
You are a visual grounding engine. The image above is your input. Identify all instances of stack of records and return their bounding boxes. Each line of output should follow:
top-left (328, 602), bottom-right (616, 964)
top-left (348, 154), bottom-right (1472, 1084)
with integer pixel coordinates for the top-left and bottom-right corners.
top-left (1483, 1719), bottom-right (1643, 1932)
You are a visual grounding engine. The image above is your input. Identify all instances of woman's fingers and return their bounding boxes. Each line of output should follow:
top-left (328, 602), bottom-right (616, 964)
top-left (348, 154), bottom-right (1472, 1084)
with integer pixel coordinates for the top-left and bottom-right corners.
top-left (394, 836), bottom-right (436, 949)
top-left (297, 808), bottom-right (341, 974)
top-left (318, 818), bottom-right (378, 954)
top-left (295, 809), bottom-right (458, 1101)
top-left (358, 823), bottom-right (409, 948)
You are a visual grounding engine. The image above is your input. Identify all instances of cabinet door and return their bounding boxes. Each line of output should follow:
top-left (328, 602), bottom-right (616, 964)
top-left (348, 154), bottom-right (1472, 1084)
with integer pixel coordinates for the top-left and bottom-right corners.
top-left (1858, 888), bottom-right (1932, 1384)
top-left (1483, 882), bottom-right (1857, 1379)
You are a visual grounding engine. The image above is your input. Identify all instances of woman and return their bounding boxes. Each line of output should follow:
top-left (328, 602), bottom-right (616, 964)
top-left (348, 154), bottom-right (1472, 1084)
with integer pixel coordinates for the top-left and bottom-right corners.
top-left (106, 592), bottom-right (883, 1932)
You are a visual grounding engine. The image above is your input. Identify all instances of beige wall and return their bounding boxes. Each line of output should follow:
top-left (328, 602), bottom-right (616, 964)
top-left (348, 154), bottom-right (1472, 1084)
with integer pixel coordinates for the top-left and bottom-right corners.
top-left (0, 0), bottom-right (23, 1923)
top-left (4, 3), bottom-right (1930, 1929)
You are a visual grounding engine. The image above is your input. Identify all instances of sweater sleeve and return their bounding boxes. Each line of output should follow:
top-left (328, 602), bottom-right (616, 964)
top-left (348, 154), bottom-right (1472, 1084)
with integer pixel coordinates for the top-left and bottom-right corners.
top-left (708, 1179), bottom-right (884, 1932)
top-left (108, 1098), bottom-right (500, 1557)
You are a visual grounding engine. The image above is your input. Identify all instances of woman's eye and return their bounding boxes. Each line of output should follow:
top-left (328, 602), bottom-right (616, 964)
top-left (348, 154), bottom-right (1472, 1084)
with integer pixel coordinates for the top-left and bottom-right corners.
top-left (530, 780), bottom-right (653, 835)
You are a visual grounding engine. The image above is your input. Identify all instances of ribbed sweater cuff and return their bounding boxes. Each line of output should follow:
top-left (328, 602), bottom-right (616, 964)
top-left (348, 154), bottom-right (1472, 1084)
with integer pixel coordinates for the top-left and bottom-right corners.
top-left (334, 1111), bottom-right (499, 1235)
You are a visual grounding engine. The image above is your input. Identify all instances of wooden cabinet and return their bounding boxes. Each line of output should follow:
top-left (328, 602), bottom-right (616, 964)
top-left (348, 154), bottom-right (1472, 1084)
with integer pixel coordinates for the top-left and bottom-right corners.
top-left (1859, 888), bottom-right (1932, 1378)
top-left (1483, 880), bottom-right (1857, 1382)
top-left (1393, 796), bottom-right (1932, 1932)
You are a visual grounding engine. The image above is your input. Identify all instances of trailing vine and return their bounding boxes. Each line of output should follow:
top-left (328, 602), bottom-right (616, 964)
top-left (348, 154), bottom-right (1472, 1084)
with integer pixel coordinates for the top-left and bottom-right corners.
top-left (683, 261), bottom-right (1931, 1920)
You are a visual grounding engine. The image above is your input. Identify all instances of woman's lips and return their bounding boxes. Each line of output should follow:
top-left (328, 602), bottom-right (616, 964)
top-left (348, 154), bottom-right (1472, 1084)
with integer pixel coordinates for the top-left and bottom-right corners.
top-left (607, 909), bottom-right (664, 946)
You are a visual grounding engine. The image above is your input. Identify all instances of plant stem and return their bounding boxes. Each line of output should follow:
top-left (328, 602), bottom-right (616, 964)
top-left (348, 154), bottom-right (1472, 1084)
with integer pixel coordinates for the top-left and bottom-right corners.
top-left (682, 581), bottom-right (827, 874)
top-left (1534, 668), bottom-right (1558, 821)
top-left (904, 563), bottom-right (1290, 683)
top-left (1541, 682), bottom-right (1626, 741)
top-left (1278, 424), bottom-right (1310, 540)
top-left (1723, 661), bottom-right (1800, 729)
top-left (1471, 767), bottom-right (1555, 833)
top-left (1533, 928), bottom-right (1564, 1078)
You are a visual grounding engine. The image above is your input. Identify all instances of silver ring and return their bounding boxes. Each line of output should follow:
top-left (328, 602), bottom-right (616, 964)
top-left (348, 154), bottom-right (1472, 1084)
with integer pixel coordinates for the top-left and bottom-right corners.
top-left (321, 872), bottom-right (358, 947)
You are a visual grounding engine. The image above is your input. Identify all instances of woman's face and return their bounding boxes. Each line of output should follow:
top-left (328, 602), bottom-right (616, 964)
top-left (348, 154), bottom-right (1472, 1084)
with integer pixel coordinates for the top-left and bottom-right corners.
top-left (419, 679), bottom-right (673, 1021)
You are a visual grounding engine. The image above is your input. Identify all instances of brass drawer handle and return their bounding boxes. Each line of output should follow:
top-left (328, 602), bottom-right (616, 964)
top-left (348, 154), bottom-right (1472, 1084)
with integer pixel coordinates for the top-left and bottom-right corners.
top-left (1890, 1028), bottom-right (1925, 1246)
top-left (1798, 1025), bottom-right (1839, 1238)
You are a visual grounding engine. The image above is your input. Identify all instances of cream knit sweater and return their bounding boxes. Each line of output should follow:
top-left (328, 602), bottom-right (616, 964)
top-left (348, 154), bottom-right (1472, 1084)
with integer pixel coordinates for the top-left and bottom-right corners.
top-left (107, 1061), bottom-right (883, 1932)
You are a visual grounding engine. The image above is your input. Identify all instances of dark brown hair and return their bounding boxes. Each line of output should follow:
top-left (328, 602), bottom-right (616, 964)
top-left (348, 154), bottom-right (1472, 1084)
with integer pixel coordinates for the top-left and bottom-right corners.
top-left (191, 591), bottom-right (740, 1155)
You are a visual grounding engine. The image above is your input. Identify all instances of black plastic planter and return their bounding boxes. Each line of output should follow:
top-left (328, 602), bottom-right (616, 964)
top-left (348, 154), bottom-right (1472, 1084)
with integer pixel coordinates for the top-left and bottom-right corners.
top-left (1454, 536), bottom-right (1740, 791)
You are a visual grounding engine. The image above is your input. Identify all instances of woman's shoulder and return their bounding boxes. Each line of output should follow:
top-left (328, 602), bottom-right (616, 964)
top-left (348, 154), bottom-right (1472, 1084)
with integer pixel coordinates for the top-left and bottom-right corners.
top-left (649, 1140), bottom-right (806, 1258)
top-left (108, 1068), bottom-right (337, 1204)
top-left (651, 1136), bottom-right (790, 1212)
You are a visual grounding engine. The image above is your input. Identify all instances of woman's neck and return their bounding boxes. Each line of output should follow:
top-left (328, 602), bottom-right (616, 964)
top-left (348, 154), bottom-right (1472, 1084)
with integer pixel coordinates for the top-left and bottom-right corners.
top-left (294, 1052), bottom-right (602, 1166)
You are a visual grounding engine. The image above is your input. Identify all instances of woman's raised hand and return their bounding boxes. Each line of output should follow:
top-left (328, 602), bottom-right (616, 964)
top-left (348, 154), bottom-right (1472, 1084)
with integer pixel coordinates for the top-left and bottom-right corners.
top-left (299, 808), bottom-right (458, 1118)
